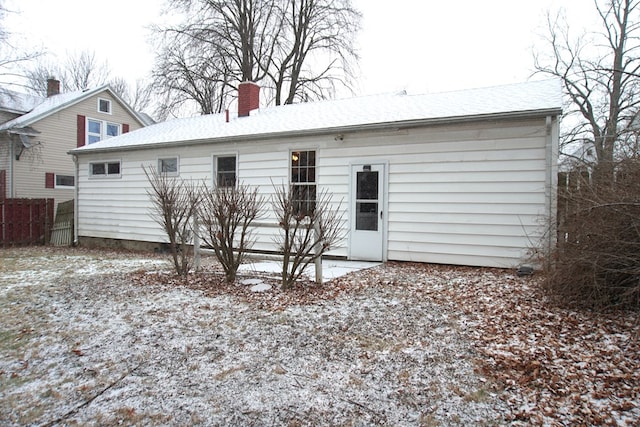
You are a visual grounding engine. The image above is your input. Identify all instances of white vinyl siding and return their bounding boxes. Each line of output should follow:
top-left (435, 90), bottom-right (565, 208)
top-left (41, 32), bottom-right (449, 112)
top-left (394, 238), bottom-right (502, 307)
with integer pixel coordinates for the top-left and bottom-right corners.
top-left (76, 116), bottom-right (556, 268)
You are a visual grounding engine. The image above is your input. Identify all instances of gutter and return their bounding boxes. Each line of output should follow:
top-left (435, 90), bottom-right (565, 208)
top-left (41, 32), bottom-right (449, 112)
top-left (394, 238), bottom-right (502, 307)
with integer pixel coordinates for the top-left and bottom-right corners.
top-left (8, 138), bottom-right (14, 197)
top-left (72, 154), bottom-right (79, 246)
top-left (68, 108), bottom-right (563, 156)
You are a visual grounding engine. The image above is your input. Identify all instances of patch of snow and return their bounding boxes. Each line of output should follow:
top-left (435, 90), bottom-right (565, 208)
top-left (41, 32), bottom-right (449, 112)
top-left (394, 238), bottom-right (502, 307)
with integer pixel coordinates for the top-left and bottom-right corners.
top-left (250, 283), bottom-right (272, 292)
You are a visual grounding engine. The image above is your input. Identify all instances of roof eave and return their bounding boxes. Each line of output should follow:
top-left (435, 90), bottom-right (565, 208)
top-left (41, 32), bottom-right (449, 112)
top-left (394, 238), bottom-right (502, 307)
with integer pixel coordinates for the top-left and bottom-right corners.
top-left (69, 107), bottom-right (563, 156)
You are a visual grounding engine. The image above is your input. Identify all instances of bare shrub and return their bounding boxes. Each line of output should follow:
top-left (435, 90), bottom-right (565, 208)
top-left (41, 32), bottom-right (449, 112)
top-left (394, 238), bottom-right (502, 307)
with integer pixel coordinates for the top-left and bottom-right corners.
top-left (144, 166), bottom-right (200, 276)
top-left (547, 159), bottom-right (640, 309)
top-left (272, 183), bottom-right (344, 289)
top-left (199, 183), bottom-right (265, 283)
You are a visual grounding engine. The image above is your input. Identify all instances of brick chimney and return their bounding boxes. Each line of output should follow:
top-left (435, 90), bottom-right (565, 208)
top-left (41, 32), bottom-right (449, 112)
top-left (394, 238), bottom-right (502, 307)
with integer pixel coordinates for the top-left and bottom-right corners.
top-left (47, 78), bottom-right (60, 97)
top-left (238, 81), bottom-right (260, 117)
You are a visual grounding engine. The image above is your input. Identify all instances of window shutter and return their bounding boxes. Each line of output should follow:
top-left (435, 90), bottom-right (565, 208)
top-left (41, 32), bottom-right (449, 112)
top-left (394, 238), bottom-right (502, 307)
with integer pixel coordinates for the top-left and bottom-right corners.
top-left (77, 115), bottom-right (86, 147)
top-left (123, 123), bottom-right (130, 133)
top-left (45, 172), bottom-right (55, 189)
top-left (0, 170), bottom-right (6, 200)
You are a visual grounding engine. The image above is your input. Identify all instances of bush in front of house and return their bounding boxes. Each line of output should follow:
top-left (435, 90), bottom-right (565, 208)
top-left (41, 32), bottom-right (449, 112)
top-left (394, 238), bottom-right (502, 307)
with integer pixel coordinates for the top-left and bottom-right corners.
top-left (199, 183), bottom-right (265, 283)
top-left (272, 183), bottom-right (344, 289)
top-left (546, 159), bottom-right (640, 309)
top-left (144, 166), bottom-right (200, 276)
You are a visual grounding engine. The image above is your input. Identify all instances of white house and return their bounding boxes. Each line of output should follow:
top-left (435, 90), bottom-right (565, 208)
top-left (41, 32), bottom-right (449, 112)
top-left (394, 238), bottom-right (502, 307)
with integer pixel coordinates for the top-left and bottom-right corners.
top-left (69, 79), bottom-right (562, 268)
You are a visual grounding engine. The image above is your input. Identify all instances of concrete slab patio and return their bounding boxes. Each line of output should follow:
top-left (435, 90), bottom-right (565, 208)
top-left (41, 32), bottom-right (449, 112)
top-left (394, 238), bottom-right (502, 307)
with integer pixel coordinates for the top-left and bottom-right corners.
top-left (237, 259), bottom-right (381, 283)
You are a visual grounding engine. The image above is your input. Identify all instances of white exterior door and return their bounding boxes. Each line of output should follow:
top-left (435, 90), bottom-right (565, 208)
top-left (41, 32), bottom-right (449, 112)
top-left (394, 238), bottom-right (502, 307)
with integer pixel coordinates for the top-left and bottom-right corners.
top-left (349, 163), bottom-right (385, 261)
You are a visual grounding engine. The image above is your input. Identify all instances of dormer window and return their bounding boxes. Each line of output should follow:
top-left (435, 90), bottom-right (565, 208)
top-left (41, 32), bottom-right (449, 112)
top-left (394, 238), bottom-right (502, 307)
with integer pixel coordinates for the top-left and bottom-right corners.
top-left (98, 98), bottom-right (112, 114)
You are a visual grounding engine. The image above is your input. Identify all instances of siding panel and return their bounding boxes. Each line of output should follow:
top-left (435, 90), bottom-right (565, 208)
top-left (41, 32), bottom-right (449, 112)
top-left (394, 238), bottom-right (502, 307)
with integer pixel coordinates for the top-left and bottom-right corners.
top-left (76, 116), bottom-right (555, 268)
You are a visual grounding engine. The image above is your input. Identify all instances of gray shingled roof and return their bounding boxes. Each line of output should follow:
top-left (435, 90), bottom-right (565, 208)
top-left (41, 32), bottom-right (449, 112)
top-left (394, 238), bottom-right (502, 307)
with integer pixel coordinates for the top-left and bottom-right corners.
top-left (71, 79), bottom-right (562, 154)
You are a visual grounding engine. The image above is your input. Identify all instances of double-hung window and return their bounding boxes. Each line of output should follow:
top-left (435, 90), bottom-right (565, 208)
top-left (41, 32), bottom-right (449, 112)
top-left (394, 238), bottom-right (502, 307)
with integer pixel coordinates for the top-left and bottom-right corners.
top-left (87, 118), bottom-right (120, 144)
top-left (215, 155), bottom-right (237, 187)
top-left (291, 150), bottom-right (316, 216)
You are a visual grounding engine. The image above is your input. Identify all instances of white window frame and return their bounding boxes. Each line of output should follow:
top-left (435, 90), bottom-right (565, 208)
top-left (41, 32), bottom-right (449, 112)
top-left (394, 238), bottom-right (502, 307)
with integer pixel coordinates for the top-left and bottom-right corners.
top-left (213, 153), bottom-right (238, 187)
top-left (89, 160), bottom-right (122, 178)
top-left (158, 156), bottom-right (179, 176)
top-left (98, 97), bottom-right (112, 114)
top-left (86, 117), bottom-right (121, 144)
top-left (54, 174), bottom-right (75, 188)
top-left (290, 149), bottom-right (317, 216)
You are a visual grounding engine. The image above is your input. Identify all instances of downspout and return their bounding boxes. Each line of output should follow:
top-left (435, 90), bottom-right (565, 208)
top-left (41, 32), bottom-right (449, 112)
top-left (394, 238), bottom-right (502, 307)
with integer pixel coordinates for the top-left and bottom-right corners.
top-left (546, 115), bottom-right (559, 266)
top-left (8, 137), bottom-right (15, 197)
top-left (72, 154), bottom-right (79, 246)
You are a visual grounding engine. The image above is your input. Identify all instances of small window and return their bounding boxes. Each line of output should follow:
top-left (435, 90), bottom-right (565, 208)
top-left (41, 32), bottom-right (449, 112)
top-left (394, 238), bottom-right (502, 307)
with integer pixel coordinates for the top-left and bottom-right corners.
top-left (98, 98), bottom-right (111, 114)
top-left (159, 157), bottom-right (179, 175)
top-left (215, 155), bottom-right (236, 187)
top-left (55, 174), bottom-right (75, 188)
top-left (291, 150), bottom-right (316, 215)
top-left (90, 161), bottom-right (121, 178)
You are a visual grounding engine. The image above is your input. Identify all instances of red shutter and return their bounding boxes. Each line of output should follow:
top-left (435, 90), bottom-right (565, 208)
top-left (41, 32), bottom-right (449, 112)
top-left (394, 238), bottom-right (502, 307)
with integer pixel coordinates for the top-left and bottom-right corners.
top-left (45, 172), bottom-right (55, 189)
top-left (123, 123), bottom-right (130, 134)
top-left (77, 115), bottom-right (86, 147)
top-left (0, 170), bottom-right (6, 200)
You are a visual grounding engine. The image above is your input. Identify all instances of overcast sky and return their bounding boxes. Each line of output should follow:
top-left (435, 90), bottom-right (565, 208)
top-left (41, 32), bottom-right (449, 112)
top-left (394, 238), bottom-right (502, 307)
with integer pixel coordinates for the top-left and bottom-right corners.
top-left (5, 0), bottom-right (596, 97)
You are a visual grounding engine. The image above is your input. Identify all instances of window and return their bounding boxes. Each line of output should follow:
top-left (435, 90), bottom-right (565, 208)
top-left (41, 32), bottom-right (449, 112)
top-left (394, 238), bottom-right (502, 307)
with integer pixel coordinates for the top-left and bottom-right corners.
top-left (55, 174), bottom-right (75, 188)
top-left (98, 98), bottom-right (112, 114)
top-left (159, 157), bottom-right (179, 175)
top-left (215, 155), bottom-right (236, 187)
top-left (90, 161), bottom-right (121, 178)
top-left (291, 150), bottom-right (316, 215)
top-left (87, 118), bottom-right (120, 144)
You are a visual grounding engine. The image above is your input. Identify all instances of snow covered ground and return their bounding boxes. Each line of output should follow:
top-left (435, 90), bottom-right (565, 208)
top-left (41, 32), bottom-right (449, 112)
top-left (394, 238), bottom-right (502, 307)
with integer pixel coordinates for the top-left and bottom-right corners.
top-left (1, 247), bottom-right (638, 426)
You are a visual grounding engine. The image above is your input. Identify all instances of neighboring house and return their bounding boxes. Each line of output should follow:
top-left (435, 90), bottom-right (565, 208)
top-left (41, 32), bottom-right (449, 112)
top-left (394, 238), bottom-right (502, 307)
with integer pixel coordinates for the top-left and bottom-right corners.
top-left (0, 79), bottom-right (147, 206)
top-left (70, 79), bottom-right (562, 268)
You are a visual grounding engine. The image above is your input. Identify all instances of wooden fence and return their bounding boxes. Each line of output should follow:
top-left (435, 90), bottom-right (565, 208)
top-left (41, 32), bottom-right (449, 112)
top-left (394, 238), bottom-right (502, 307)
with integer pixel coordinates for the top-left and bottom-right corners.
top-left (557, 170), bottom-right (592, 245)
top-left (0, 198), bottom-right (54, 246)
top-left (50, 200), bottom-right (74, 246)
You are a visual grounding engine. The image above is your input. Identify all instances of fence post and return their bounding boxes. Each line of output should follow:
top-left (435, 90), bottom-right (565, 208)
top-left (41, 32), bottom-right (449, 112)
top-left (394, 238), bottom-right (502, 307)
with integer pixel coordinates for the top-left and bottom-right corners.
top-left (314, 221), bottom-right (322, 284)
top-left (193, 211), bottom-right (201, 272)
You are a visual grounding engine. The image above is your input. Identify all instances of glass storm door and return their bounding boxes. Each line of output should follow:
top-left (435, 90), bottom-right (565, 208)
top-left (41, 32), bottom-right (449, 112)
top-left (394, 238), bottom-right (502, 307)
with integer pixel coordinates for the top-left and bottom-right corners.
top-left (349, 163), bottom-right (385, 261)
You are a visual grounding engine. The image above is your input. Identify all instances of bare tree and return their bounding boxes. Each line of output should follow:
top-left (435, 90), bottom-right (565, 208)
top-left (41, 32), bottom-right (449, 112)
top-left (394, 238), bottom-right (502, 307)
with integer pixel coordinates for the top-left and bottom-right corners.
top-left (199, 183), bottom-right (265, 283)
top-left (151, 0), bottom-right (360, 117)
top-left (25, 50), bottom-right (111, 95)
top-left (268, 0), bottom-right (360, 105)
top-left (64, 50), bottom-right (111, 91)
top-left (144, 165), bottom-right (200, 276)
top-left (0, 1), bottom-right (43, 91)
top-left (151, 39), bottom-right (233, 116)
top-left (110, 76), bottom-right (154, 114)
top-left (272, 183), bottom-right (344, 289)
top-left (535, 0), bottom-right (640, 182)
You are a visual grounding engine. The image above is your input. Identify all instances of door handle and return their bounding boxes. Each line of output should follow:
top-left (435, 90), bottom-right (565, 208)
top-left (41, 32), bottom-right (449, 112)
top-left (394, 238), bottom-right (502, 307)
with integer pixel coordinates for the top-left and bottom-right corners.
top-left (380, 211), bottom-right (383, 219)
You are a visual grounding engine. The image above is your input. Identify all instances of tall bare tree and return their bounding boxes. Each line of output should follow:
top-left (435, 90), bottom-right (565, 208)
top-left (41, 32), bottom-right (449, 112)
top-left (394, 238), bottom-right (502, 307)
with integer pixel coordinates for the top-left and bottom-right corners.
top-left (535, 0), bottom-right (640, 182)
top-left (269, 0), bottom-right (360, 105)
top-left (25, 50), bottom-right (111, 95)
top-left (151, 0), bottom-right (360, 116)
top-left (0, 1), bottom-right (42, 91)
